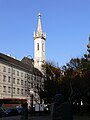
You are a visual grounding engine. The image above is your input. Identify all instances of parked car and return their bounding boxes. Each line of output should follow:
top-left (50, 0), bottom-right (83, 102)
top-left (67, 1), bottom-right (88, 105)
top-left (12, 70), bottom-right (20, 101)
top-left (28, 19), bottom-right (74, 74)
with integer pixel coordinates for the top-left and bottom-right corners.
top-left (0, 107), bottom-right (6, 117)
top-left (5, 108), bottom-right (18, 116)
top-left (16, 107), bottom-right (23, 114)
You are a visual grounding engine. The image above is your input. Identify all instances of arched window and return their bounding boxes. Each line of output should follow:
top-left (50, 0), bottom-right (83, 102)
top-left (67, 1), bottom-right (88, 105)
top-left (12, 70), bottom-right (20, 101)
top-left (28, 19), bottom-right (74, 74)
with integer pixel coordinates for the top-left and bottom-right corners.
top-left (37, 43), bottom-right (39, 50)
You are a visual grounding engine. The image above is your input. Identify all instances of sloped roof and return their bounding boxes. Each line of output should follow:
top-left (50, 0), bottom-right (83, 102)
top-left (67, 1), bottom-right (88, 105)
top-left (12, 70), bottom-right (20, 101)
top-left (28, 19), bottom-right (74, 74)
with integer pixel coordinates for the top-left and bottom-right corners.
top-left (0, 53), bottom-right (32, 73)
top-left (0, 53), bottom-right (43, 77)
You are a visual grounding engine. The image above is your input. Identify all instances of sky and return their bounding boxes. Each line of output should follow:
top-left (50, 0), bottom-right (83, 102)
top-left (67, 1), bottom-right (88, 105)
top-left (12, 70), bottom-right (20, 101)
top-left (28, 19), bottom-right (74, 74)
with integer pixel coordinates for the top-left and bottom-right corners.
top-left (0, 0), bottom-right (90, 67)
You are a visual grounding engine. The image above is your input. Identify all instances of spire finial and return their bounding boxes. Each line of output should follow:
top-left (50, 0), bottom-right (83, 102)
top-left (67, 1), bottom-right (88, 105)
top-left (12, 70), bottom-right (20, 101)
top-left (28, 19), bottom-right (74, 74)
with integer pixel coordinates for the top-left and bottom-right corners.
top-left (38, 13), bottom-right (41, 17)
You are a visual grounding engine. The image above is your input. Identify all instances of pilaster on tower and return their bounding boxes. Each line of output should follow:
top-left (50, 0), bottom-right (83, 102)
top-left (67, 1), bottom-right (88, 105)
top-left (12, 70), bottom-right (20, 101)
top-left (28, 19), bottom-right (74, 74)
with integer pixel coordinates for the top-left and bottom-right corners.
top-left (34, 13), bottom-right (46, 40)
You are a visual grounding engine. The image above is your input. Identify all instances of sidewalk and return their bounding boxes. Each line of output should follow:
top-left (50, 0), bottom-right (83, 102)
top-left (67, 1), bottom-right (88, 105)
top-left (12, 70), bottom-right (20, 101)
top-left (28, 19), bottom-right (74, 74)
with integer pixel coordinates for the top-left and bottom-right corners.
top-left (28, 114), bottom-right (90, 120)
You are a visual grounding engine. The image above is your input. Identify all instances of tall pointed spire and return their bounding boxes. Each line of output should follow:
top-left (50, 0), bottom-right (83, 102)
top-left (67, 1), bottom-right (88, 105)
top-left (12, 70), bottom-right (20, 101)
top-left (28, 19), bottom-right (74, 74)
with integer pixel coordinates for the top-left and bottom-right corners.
top-left (37, 13), bottom-right (42, 35)
top-left (34, 13), bottom-right (46, 40)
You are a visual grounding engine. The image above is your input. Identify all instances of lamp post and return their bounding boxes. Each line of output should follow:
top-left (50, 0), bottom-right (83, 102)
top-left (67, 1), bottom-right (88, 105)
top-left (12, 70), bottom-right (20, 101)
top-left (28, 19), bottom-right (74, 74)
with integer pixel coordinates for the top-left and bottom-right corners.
top-left (30, 89), bottom-right (34, 112)
top-left (26, 55), bottom-right (34, 108)
top-left (27, 55), bottom-right (34, 65)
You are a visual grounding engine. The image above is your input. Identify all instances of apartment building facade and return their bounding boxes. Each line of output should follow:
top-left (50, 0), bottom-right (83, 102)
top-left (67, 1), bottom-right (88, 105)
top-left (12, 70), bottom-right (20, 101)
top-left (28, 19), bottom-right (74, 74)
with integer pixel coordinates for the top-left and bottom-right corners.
top-left (0, 53), bottom-right (44, 105)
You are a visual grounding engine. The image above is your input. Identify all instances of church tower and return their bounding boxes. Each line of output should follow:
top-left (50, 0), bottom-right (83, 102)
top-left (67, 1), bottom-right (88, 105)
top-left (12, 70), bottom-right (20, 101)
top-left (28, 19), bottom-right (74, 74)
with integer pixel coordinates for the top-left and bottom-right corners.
top-left (34, 13), bottom-right (46, 74)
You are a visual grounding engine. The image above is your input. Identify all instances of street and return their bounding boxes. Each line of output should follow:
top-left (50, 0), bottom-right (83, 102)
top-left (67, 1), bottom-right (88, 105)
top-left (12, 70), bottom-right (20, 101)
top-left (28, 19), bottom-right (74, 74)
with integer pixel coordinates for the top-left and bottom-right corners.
top-left (0, 114), bottom-right (90, 120)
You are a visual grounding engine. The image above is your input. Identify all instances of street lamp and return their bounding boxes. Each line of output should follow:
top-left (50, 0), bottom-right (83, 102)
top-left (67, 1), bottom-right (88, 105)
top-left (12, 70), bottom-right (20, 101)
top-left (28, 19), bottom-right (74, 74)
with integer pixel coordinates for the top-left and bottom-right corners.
top-left (26, 55), bottom-right (34, 65)
top-left (26, 55), bottom-right (34, 108)
top-left (30, 89), bottom-right (34, 111)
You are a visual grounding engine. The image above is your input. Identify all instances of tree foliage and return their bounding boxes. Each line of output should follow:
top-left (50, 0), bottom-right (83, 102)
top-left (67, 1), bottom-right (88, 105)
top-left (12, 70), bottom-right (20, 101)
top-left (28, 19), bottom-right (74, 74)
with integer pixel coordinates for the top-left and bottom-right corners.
top-left (61, 55), bottom-right (90, 106)
top-left (42, 61), bottom-right (62, 103)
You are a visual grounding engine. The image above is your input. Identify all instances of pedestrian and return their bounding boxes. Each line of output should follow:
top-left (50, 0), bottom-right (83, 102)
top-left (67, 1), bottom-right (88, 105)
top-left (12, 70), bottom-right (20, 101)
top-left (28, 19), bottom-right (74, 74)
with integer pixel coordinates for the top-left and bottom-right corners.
top-left (51, 94), bottom-right (73, 120)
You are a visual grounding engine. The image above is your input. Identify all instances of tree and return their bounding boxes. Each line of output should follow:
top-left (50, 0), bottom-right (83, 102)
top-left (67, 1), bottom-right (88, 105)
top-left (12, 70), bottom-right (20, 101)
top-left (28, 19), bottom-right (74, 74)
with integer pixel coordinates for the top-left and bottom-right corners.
top-left (42, 61), bottom-right (62, 104)
top-left (61, 55), bottom-right (90, 110)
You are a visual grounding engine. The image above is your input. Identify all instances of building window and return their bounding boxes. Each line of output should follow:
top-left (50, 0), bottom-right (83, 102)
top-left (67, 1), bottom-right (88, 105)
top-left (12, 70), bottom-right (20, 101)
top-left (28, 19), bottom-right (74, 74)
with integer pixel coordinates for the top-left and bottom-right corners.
top-left (13, 70), bottom-right (15, 75)
top-left (8, 87), bottom-right (11, 93)
top-left (37, 43), bottom-right (39, 50)
top-left (17, 71), bottom-right (19, 76)
top-left (3, 86), bottom-right (6, 92)
top-left (13, 87), bottom-right (15, 94)
top-left (21, 80), bottom-right (23, 85)
top-left (25, 81), bottom-right (27, 86)
top-left (17, 88), bottom-right (20, 94)
top-left (3, 75), bottom-right (6, 82)
top-left (17, 79), bottom-right (20, 84)
top-left (13, 78), bottom-right (15, 84)
top-left (31, 75), bottom-right (33, 80)
top-left (31, 83), bottom-right (33, 88)
top-left (21, 72), bottom-right (23, 77)
top-left (21, 89), bottom-right (23, 94)
top-left (3, 66), bottom-right (6, 72)
top-left (8, 76), bottom-right (10, 83)
top-left (8, 68), bottom-right (10, 73)
top-left (25, 74), bottom-right (27, 78)
top-left (25, 90), bottom-right (27, 95)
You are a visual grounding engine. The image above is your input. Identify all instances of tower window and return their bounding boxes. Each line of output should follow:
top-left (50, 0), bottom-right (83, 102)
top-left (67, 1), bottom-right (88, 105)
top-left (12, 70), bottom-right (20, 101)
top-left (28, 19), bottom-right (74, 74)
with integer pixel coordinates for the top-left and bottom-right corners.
top-left (37, 43), bottom-right (39, 50)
